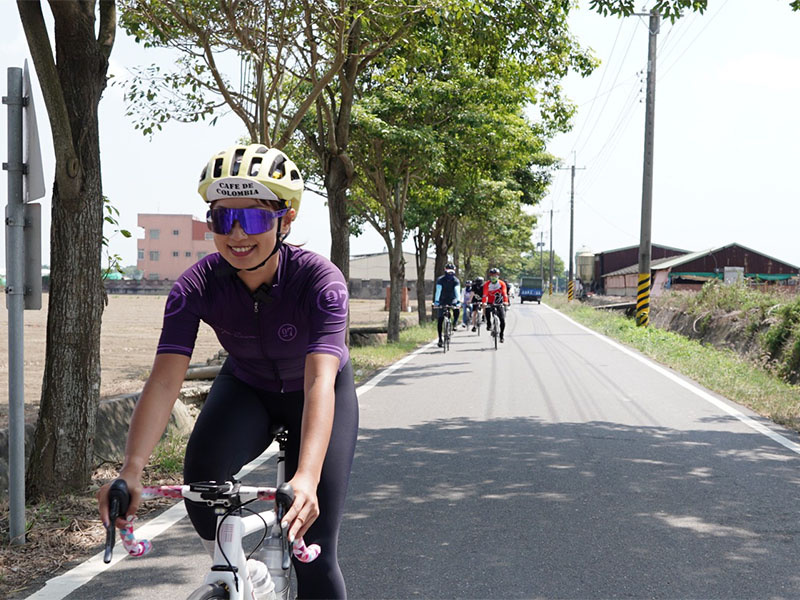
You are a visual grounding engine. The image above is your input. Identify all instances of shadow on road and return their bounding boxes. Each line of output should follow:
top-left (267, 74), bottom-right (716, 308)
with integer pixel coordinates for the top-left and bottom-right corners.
top-left (342, 417), bottom-right (800, 599)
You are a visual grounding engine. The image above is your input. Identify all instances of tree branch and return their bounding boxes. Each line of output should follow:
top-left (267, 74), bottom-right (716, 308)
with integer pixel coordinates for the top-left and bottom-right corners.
top-left (97, 0), bottom-right (116, 58)
top-left (17, 0), bottom-right (78, 182)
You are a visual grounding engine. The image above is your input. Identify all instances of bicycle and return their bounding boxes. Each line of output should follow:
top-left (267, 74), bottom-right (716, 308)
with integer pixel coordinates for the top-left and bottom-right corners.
top-left (485, 295), bottom-right (506, 350)
top-left (103, 426), bottom-right (320, 600)
top-left (436, 304), bottom-right (457, 353)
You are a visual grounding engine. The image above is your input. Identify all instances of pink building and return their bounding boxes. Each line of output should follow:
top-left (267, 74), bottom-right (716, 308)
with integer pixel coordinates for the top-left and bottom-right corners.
top-left (137, 214), bottom-right (218, 280)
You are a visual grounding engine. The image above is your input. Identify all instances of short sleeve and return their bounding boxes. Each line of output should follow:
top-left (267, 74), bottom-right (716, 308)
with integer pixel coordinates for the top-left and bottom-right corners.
top-left (306, 266), bottom-right (348, 362)
top-left (157, 278), bottom-right (202, 357)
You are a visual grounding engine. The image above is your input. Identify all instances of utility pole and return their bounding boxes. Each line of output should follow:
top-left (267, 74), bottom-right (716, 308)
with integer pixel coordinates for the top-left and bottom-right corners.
top-left (636, 8), bottom-right (660, 326)
top-left (537, 231), bottom-right (545, 282)
top-left (562, 157), bottom-right (584, 301)
top-left (548, 208), bottom-right (554, 294)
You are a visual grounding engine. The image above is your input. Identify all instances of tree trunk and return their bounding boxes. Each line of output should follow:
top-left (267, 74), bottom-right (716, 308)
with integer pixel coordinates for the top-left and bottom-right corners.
top-left (325, 153), bottom-right (353, 280)
top-left (387, 239), bottom-right (405, 343)
top-left (21, 1), bottom-right (114, 497)
top-left (414, 230), bottom-right (430, 325)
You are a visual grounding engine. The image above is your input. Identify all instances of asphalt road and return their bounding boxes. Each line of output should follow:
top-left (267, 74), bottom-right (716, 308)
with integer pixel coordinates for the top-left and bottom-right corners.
top-left (38, 302), bottom-right (800, 599)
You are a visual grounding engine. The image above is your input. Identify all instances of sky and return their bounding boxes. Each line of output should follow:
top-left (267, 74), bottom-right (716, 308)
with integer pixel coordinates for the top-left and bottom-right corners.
top-left (1, 1), bottom-right (799, 275)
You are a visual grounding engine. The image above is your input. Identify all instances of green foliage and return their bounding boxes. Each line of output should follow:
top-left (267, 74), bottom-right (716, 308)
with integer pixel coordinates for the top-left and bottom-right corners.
top-left (150, 430), bottom-right (188, 476)
top-left (102, 196), bottom-right (132, 279)
top-left (518, 250), bottom-right (564, 284)
top-left (661, 281), bottom-right (800, 382)
top-left (684, 280), bottom-right (776, 315)
top-left (589, 0), bottom-right (707, 22)
top-left (762, 300), bottom-right (800, 380)
top-left (350, 322), bottom-right (437, 383)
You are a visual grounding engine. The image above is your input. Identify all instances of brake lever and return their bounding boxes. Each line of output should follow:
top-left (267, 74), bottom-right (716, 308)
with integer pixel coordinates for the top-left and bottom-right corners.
top-left (103, 479), bottom-right (131, 564)
top-left (275, 482), bottom-right (295, 570)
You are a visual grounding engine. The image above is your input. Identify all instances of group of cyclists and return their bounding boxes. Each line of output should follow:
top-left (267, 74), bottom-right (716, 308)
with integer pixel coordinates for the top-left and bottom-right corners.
top-left (433, 262), bottom-right (509, 347)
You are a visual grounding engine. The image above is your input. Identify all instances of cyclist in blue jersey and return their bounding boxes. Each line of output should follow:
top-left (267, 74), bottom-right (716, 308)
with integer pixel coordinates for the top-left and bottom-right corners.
top-left (97, 144), bottom-right (357, 599)
top-left (433, 262), bottom-right (461, 347)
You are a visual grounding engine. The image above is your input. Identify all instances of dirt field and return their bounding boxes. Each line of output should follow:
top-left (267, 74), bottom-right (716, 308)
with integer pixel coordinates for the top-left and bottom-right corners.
top-left (0, 294), bottom-right (394, 429)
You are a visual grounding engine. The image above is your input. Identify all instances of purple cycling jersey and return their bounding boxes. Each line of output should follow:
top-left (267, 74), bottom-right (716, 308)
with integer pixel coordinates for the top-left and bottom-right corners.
top-left (157, 245), bottom-right (349, 393)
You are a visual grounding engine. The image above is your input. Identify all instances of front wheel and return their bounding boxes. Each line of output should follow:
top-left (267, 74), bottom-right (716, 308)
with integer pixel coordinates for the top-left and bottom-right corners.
top-left (186, 583), bottom-right (229, 600)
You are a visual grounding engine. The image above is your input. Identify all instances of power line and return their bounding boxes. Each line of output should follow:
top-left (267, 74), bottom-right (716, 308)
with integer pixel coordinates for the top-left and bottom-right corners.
top-left (574, 20), bottom-right (640, 158)
top-left (568, 18), bottom-right (625, 153)
top-left (660, 0), bottom-right (732, 80)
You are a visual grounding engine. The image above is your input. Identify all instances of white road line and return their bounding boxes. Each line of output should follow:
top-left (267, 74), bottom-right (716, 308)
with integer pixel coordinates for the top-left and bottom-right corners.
top-left (24, 447), bottom-right (278, 600)
top-left (544, 303), bottom-right (800, 456)
top-left (356, 339), bottom-right (438, 397)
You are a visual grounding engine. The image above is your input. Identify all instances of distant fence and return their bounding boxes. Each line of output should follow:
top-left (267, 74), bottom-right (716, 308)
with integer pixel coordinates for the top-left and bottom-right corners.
top-left (100, 278), bottom-right (435, 299)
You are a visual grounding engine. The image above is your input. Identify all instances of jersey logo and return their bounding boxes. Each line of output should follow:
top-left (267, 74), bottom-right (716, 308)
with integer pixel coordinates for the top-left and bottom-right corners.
top-left (163, 282), bottom-right (187, 318)
top-left (278, 323), bottom-right (298, 342)
top-left (317, 281), bottom-right (348, 317)
top-left (278, 323), bottom-right (297, 342)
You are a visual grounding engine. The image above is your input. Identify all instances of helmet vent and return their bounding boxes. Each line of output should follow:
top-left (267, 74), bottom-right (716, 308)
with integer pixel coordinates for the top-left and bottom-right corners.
top-left (231, 148), bottom-right (246, 176)
top-left (255, 145), bottom-right (268, 154)
top-left (199, 166), bottom-right (207, 181)
top-left (290, 169), bottom-right (300, 181)
top-left (212, 158), bottom-right (223, 178)
top-left (269, 155), bottom-right (287, 178)
top-left (249, 157), bottom-right (262, 176)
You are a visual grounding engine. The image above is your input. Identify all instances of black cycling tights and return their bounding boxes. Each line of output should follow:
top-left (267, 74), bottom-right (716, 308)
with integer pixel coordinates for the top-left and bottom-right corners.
top-left (183, 359), bottom-right (359, 600)
top-left (484, 306), bottom-right (506, 335)
top-left (437, 308), bottom-right (460, 339)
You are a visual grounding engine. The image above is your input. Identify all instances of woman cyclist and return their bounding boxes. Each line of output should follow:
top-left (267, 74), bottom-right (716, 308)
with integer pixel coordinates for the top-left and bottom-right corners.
top-left (97, 143), bottom-right (358, 599)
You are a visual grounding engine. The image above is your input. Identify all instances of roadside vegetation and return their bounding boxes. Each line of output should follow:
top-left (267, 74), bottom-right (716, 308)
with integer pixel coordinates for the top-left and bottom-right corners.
top-left (546, 289), bottom-right (800, 432)
top-left (350, 321), bottom-right (437, 383)
top-left (659, 282), bottom-right (800, 383)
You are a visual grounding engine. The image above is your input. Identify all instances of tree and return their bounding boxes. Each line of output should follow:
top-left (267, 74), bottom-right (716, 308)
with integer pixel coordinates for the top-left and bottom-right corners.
top-left (589, 0), bottom-right (707, 20)
top-left (17, 0), bottom-right (116, 496)
top-left (403, 0), bottom-right (595, 287)
top-left (118, 0), bottom-right (431, 281)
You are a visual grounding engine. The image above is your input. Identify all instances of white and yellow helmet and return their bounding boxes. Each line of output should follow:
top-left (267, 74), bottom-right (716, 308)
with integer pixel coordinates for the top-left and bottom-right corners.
top-left (198, 144), bottom-right (304, 213)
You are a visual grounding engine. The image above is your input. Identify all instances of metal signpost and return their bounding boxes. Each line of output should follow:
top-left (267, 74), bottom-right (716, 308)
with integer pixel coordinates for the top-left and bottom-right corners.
top-left (4, 61), bottom-right (44, 544)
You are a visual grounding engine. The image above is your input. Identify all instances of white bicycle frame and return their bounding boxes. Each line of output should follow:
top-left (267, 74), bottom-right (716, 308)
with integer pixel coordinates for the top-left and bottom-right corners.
top-left (109, 434), bottom-right (323, 600)
top-left (199, 439), bottom-right (290, 599)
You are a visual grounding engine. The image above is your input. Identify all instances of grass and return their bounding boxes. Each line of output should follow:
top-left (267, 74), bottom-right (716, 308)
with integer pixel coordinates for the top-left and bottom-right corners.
top-left (545, 294), bottom-right (800, 432)
top-left (350, 321), bottom-right (437, 383)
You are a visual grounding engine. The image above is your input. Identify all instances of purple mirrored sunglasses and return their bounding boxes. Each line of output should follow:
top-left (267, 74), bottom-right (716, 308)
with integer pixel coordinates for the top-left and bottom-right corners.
top-left (206, 207), bottom-right (288, 235)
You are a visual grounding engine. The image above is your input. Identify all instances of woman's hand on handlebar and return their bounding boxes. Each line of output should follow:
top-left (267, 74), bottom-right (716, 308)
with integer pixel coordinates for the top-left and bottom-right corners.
top-left (97, 470), bottom-right (143, 529)
top-left (283, 473), bottom-right (320, 543)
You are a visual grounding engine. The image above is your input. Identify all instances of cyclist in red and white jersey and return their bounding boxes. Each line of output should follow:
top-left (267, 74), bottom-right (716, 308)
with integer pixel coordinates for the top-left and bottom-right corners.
top-left (482, 267), bottom-right (509, 342)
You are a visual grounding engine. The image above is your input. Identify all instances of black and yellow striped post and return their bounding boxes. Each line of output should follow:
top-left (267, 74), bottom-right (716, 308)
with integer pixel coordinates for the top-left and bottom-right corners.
top-left (636, 273), bottom-right (650, 326)
top-left (567, 279), bottom-right (574, 301)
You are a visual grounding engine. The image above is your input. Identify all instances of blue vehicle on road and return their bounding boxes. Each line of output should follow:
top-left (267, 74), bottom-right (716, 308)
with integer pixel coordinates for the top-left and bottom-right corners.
top-left (519, 275), bottom-right (543, 304)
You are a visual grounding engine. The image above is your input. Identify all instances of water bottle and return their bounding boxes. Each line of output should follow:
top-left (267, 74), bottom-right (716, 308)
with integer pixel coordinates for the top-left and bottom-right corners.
top-left (247, 559), bottom-right (276, 600)
top-left (256, 535), bottom-right (290, 598)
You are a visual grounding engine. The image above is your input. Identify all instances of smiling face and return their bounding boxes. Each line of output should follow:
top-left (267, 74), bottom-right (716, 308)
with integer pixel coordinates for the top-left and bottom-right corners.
top-left (210, 197), bottom-right (293, 271)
